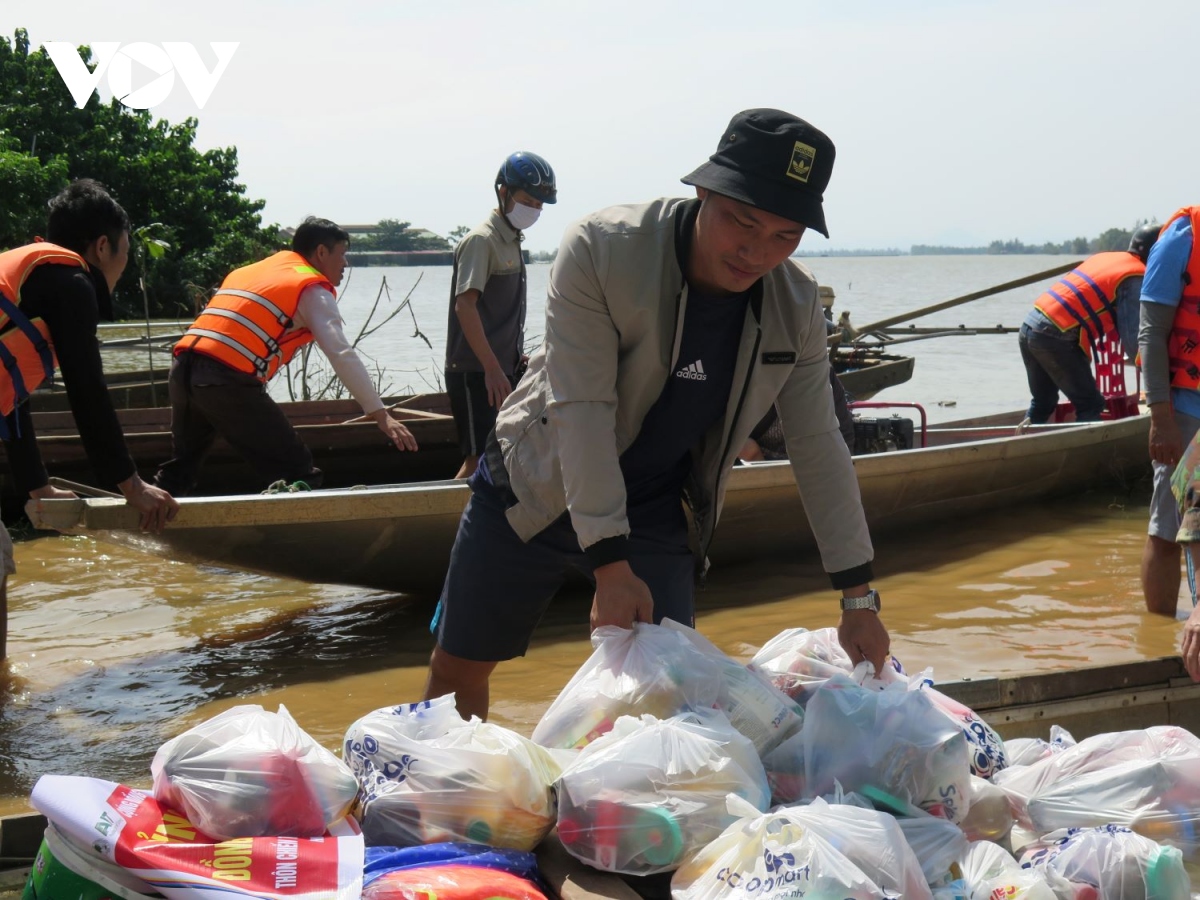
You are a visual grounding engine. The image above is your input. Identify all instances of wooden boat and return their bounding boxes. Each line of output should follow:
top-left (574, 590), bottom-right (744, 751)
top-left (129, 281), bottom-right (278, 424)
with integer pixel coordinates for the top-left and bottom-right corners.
top-left (0, 395), bottom-right (463, 508)
top-left (27, 405), bottom-right (1151, 596)
top-left (2, 655), bottom-right (1196, 900)
top-left (832, 346), bottom-right (914, 400)
top-left (23, 344), bottom-right (914, 414)
top-left (4, 347), bottom-right (914, 508)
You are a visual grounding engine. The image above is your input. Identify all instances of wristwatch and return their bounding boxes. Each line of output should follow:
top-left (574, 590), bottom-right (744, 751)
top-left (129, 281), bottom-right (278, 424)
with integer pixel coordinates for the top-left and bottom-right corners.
top-left (840, 589), bottom-right (881, 613)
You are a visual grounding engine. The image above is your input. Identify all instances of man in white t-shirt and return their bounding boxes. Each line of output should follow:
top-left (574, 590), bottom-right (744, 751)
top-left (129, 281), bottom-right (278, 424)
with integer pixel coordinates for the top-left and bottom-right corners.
top-left (155, 217), bottom-right (416, 495)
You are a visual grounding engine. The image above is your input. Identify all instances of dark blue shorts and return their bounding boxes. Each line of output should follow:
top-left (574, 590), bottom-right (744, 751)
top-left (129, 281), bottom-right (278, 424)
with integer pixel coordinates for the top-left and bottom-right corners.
top-left (431, 472), bottom-right (695, 661)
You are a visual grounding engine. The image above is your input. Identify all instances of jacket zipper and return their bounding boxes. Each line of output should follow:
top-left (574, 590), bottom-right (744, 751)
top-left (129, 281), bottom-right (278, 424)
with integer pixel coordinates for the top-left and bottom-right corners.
top-left (701, 324), bottom-right (762, 563)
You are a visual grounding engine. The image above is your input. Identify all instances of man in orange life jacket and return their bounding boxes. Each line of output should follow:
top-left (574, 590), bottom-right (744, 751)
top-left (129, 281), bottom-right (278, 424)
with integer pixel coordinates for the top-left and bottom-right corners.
top-left (153, 218), bottom-right (418, 496)
top-left (1017, 225), bottom-right (1160, 425)
top-left (1139, 208), bottom-right (1200, 635)
top-left (0, 179), bottom-right (179, 659)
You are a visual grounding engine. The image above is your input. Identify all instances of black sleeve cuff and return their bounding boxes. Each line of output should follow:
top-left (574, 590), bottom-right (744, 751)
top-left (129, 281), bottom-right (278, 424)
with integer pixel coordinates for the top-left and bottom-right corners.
top-left (584, 535), bottom-right (630, 569)
top-left (829, 561), bottom-right (874, 590)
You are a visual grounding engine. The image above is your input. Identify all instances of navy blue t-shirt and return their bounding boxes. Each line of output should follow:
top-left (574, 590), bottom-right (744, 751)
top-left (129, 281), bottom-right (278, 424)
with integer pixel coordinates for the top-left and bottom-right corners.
top-left (620, 287), bottom-right (750, 534)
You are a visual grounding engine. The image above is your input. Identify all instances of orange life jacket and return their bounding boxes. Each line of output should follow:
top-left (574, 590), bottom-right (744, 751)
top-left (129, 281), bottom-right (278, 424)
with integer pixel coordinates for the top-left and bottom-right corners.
top-left (1163, 207), bottom-right (1200, 389)
top-left (0, 242), bottom-right (88, 434)
top-left (175, 250), bottom-right (332, 382)
top-left (1033, 251), bottom-right (1145, 358)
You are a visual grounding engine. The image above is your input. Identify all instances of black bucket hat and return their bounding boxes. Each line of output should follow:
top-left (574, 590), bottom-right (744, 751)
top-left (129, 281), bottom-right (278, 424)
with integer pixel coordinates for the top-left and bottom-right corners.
top-left (681, 108), bottom-right (836, 237)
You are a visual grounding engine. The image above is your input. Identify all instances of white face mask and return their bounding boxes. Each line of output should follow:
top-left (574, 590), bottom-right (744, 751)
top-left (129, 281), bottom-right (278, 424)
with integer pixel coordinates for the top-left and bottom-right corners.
top-left (506, 202), bottom-right (541, 230)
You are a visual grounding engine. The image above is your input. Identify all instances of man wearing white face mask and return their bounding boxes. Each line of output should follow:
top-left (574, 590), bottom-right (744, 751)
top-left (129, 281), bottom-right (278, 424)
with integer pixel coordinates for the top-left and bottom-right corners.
top-left (445, 151), bottom-right (557, 478)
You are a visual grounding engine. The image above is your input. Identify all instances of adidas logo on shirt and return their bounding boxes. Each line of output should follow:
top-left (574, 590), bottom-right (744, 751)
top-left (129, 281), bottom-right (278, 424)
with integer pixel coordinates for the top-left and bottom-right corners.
top-left (675, 359), bottom-right (707, 381)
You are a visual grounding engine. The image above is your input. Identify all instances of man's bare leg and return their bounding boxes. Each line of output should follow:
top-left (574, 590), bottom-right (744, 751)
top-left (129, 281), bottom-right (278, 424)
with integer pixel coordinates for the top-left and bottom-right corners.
top-left (1143, 534), bottom-right (1183, 616)
top-left (424, 645), bottom-right (497, 721)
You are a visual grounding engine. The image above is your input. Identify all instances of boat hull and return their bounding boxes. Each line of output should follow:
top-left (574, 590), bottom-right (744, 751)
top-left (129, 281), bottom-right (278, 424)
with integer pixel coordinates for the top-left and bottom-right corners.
top-left (29, 410), bottom-right (1152, 596)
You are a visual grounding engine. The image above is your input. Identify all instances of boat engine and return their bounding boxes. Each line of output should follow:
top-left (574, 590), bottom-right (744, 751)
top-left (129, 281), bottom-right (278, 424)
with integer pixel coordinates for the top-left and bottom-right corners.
top-left (852, 415), bottom-right (914, 455)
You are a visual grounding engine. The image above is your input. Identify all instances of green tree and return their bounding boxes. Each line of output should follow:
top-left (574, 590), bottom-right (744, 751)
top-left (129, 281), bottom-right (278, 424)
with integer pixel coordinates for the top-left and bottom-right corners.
top-left (446, 224), bottom-right (470, 246)
top-left (0, 29), bottom-right (281, 317)
top-left (353, 219), bottom-right (451, 252)
top-left (1091, 227), bottom-right (1133, 253)
top-left (0, 135), bottom-right (68, 245)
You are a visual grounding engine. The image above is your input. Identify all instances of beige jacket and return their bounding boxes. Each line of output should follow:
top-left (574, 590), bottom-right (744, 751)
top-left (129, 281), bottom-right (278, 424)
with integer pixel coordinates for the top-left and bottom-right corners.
top-left (491, 197), bottom-right (873, 580)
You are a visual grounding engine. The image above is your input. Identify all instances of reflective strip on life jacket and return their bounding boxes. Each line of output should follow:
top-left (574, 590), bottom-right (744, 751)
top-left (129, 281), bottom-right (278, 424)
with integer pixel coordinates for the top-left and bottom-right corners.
top-left (212, 287), bottom-right (291, 324)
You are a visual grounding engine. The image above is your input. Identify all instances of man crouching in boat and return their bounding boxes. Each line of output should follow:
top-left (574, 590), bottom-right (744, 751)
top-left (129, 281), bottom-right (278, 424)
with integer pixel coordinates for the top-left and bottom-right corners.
top-left (422, 108), bottom-right (889, 721)
top-left (153, 217), bottom-right (417, 496)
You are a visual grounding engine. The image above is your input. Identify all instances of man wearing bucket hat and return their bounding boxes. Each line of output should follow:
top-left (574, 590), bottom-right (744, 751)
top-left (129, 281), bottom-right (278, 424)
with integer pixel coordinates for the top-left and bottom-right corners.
top-left (423, 109), bottom-right (888, 720)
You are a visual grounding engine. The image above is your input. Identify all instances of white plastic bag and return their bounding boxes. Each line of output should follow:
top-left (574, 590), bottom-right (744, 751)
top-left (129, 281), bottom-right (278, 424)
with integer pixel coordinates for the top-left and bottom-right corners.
top-left (894, 811), bottom-right (971, 891)
top-left (748, 627), bottom-right (853, 707)
top-left (993, 726), bottom-right (1200, 856)
top-left (670, 796), bottom-right (913, 900)
top-left (532, 623), bottom-right (723, 750)
top-left (555, 710), bottom-right (768, 876)
top-left (151, 704), bottom-right (359, 840)
top-left (1005, 726), bottom-right (1077, 768)
top-left (343, 696), bottom-right (563, 850)
top-left (1020, 826), bottom-right (1192, 899)
top-left (764, 673), bottom-right (972, 823)
top-left (660, 619), bottom-right (803, 755)
top-left (863, 664), bottom-right (1008, 780)
top-left (955, 840), bottom-right (1063, 900)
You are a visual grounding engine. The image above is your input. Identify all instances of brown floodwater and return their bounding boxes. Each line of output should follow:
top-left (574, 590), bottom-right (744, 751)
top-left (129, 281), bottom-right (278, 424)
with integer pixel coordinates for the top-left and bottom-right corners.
top-left (0, 477), bottom-right (1189, 818)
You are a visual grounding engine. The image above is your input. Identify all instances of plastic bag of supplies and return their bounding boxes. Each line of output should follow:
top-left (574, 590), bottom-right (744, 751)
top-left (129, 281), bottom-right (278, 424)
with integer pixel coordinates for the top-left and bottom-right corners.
top-left (532, 623), bottom-right (724, 751)
top-left (861, 663), bottom-right (1008, 780)
top-left (936, 839), bottom-right (1065, 900)
top-left (151, 704), bottom-right (359, 840)
top-left (555, 709), bottom-right (768, 876)
top-left (1020, 826), bottom-right (1191, 900)
top-left (670, 795), bottom-right (923, 900)
top-left (659, 618), bottom-right (803, 756)
top-left (748, 626), bottom-right (854, 707)
top-left (343, 696), bottom-right (563, 850)
top-left (1004, 725), bottom-right (1077, 768)
top-left (764, 672), bottom-right (971, 823)
top-left (992, 726), bottom-right (1200, 857)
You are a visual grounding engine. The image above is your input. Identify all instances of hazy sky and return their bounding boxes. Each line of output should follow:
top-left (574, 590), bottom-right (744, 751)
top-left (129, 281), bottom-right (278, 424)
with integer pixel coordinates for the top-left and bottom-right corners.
top-left (7, 1), bottom-right (1195, 253)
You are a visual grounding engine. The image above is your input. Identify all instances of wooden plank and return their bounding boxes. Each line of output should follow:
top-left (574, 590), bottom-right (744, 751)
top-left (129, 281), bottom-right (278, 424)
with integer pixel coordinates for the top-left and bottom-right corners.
top-left (0, 812), bottom-right (45, 863)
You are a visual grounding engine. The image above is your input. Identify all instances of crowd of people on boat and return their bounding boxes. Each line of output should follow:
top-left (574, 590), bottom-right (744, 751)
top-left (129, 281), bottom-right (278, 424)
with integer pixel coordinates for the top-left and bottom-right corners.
top-left (0, 106), bottom-right (1198, 692)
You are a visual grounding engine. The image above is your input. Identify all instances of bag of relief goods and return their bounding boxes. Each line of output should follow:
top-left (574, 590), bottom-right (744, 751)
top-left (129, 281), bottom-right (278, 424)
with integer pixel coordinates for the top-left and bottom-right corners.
top-left (1020, 826), bottom-right (1191, 900)
top-left (659, 618), bottom-right (803, 755)
top-left (937, 839), bottom-right (1065, 900)
top-left (151, 704), bottom-right (359, 840)
top-left (1004, 725), bottom-right (1077, 768)
top-left (861, 663), bottom-right (1009, 780)
top-left (343, 695), bottom-right (563, 850)
top-left (670, 795), bottom-right (927, 900)
top-left (764, 672), bottom-right (971, 823)
top-left (748, 627), bottom-right (854, 707)
top-left (532, 622), bottom-right (723, 751)
top-left (555, 709), bottom-right (768, 876)
top-left (992, 725), bottom-right (1200, 858)
top-left (31, 774), bottom-right (363, 900)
